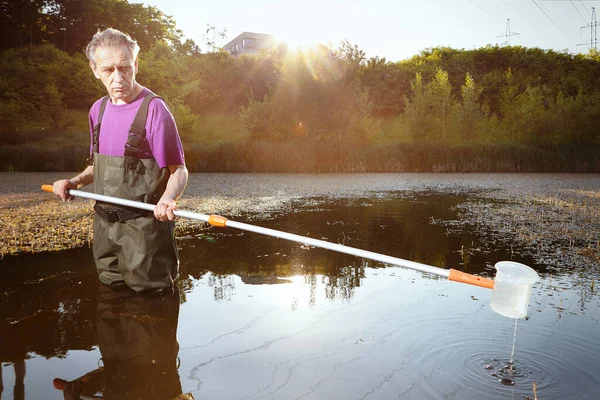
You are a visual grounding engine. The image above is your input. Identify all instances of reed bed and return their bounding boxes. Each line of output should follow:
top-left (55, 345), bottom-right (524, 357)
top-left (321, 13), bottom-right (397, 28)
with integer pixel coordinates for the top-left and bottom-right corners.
top-left (2, 142), bottom-right (599, 173)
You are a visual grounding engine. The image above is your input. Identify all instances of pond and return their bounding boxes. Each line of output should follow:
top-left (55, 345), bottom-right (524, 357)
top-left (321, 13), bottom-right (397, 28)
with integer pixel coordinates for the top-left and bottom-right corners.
top-left (1, 173), bottom-right (599, 399)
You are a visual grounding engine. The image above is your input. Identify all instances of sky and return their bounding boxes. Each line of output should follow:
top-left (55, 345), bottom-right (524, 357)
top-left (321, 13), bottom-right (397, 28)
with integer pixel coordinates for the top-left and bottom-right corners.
top-left (146, 0), bottom-right (600, 61)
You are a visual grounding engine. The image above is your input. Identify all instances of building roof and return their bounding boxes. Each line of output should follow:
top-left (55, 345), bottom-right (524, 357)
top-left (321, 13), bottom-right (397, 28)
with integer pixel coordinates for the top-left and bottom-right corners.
top-left (222, 32), bottom-right (275, 50)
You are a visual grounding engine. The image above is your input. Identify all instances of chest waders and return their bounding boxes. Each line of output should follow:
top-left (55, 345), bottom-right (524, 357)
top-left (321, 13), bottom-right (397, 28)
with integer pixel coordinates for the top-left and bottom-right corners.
top-left (92, 93), bottom-right (179, 292)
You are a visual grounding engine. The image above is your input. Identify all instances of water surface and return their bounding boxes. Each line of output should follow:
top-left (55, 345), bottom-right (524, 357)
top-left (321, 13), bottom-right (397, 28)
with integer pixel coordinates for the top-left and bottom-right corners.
top-left (1, 174), bottom-right (599, 399)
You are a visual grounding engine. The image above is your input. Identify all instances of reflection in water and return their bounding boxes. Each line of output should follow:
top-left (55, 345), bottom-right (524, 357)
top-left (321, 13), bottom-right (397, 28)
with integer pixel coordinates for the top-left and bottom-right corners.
top-left (1, 307), bottom-right (27, 400)
top-left (208, 274), bottom-right (236, 302)
top-left (53, 285), bottom-right (191, 400)
top-left (177, 194), bottom-right (532, 307)
top-left (0, 250), bottom-right (98, 400)
top-left (0, 360), bottom-right (25, 400)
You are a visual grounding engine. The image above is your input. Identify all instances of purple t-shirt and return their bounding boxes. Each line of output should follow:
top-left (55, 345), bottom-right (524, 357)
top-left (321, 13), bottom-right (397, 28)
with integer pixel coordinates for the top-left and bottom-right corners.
top-left (88, 88), bottom-right (185, 168)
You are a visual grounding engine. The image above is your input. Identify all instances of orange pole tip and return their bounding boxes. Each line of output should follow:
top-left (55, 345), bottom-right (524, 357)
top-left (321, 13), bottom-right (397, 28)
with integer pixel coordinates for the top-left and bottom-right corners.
top-left (448, 269), bottom-right (495, 289)
top-left (52, 378), bottom-right (66, 391)
top-left (208, 215), bottom-right (228, 227)
top-left (41, 184), bottom-right (54, 193)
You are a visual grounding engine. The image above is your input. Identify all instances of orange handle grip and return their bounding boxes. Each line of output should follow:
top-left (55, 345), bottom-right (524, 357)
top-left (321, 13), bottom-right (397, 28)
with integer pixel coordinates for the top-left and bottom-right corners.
top-left (42, 184), bottom-right (54, 193)
top-left (448, 269), bottom-right (495, 289)
top-left (208, 215), bottom-right (227, 227)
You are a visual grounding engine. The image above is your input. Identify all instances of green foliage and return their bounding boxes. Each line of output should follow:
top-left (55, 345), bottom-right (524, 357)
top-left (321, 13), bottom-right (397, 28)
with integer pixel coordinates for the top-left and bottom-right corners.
top-left (186, 112), bottom-right (247, 146)
top-left (170, 103), bottom-right (196, 141)
top-left (402, 63), bottom-right (600, 147)
top-left (501, 85), bottom-right (600, 145)
top-left (40, 83), bottom-right (73, 130)
top-left (1, 0), bottom-right (187, 54)
top-left (361, 56), bottom-right (411, 117)
top-left (239, 94), bottom-right (287, 141)
top-left (0, 44), bottom-right (101, 135)
top-left (403, 72), bottom-right (431, 139)
top-left (240, 45), bottom-right (378, 143)
top-left (456, 72), bottom-right (486, 140)
top-left (430, 68), bottom-right (453, 141)
top-left (138, 41), bottom-right (193, 102)
top-left (404, 69), bottom-right (456, 142)
top-left (0, 98), bottom-right (27, 144)
top-left (389, 45), bottom-right (600, 116)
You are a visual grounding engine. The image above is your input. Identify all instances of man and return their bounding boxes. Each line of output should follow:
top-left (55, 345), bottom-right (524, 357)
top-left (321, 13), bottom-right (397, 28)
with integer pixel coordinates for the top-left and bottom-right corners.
top-left (52, 28), bottom-right (188, 292)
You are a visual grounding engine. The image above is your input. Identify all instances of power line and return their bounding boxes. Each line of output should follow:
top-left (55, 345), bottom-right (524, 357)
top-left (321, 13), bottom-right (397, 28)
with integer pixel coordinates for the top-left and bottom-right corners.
top-left (468, 0), bottom-right (495, 19)
top-left (531, 0), bottom-right (572, 40)
top-left (499, 0), bottom-right (521, 21)
top-left (579, 1), bottom-right (591, 17)
top-left (571, 0), bottom-right (588, 23)
top-left (499, 0), bottom-right (536, 30)
top-left (537, 0), bottom-right (562, 22)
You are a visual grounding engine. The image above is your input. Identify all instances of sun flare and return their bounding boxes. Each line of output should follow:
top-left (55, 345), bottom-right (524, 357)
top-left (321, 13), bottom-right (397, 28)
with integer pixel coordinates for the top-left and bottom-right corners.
top-left (277, 33), bottom-right (317, 52)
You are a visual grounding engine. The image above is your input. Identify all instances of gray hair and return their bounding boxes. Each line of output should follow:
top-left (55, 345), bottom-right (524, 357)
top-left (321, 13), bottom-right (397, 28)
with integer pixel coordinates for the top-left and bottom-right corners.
top-left (85, 28), bottom-right (140, 66)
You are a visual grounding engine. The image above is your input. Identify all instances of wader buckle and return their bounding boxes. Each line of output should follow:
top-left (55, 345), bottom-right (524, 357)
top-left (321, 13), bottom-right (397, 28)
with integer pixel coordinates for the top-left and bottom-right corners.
top-left (105, 208), bottom-right (125, 223)
top-left (94, 203), bottom-right (145, 223)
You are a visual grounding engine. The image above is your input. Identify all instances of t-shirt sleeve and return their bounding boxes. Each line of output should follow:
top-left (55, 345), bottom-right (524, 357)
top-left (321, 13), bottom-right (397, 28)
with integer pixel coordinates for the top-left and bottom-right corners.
top-left (148, 101), bottom-right (185, 169)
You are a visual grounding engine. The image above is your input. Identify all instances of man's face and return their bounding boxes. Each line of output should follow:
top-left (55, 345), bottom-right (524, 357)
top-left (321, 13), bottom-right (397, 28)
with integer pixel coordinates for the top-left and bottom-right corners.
top-left (90, 46), bottom-right (138, 104)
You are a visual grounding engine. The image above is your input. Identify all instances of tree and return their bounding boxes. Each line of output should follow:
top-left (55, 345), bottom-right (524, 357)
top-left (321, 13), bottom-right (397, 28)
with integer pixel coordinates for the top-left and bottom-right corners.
top-left (0, 0), bottom-right (48, 50)
top-left (404, 72), bottom-right (433, 140)
top-left (333, 39), bottom-right (367, 79)
top-left (430, 68), bottom-right (452, 141)
top-left (0, 44), bottom-right (100, 129)
top-left (40, 83), bottom-right (72, 129)
top-left (1, 0), bottom-right (190, 54)
top-left (457, 72), bottom-right (484, 140)
top-left (360, 57), bottom-right (411, 117)
top-left (199, 24), bottom-right (226, 53)
top-left (240, 46), bottom-right (378, 143)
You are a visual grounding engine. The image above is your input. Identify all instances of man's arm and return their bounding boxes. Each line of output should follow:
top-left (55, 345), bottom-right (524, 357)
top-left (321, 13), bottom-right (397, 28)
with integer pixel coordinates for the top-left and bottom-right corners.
top-left (52, 165), bottom-right (94, 202)
top-left (154, 165), bottom-right (188, 221)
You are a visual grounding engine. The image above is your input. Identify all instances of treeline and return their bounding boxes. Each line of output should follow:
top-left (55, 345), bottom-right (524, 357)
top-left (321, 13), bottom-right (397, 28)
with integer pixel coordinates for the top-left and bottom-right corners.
top-left (1, 0), bottom-right (600, 172)
top-left (1, 0), bottom-right (200, 55)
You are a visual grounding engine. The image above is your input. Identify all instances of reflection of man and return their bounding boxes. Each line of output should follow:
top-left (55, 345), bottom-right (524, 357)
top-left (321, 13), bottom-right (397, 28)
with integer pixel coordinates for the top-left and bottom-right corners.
top-left (51, 28), bottom-right (188, 293)
top-left (1, 302), bottom-right (30, 400)
top-left (0, 360), bottom-right (25, 400)
top-left (54, 285), bottom-right (192, 400)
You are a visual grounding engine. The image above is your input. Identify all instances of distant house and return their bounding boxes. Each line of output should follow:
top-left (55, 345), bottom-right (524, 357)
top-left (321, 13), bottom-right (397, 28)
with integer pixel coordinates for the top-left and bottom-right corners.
top-left (222, 32), bottom-right (276, 56)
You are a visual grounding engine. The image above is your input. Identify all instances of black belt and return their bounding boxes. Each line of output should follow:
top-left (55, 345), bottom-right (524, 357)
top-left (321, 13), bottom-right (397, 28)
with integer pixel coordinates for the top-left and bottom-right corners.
top-left (94, 203), bottom-right (150, 223)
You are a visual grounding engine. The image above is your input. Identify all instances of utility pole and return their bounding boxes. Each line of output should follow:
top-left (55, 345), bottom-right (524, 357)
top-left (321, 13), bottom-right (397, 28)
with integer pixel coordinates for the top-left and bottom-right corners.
top-left (497, 19), bottom-right (520, 47)
top-left (577, 7), bottom-right (598, 52)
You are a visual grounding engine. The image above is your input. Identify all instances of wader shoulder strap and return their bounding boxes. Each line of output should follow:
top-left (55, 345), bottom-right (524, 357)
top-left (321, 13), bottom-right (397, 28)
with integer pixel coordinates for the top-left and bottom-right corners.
top-left (125, 93), bottom-right (163, 158)
top-left (92, 96), bottom-right (110, 157)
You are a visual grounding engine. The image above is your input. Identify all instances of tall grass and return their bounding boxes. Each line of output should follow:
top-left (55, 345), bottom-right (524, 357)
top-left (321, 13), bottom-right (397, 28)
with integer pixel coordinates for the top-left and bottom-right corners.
top-left (4, 124), bottom-right (599, 173)
top-left (4, 141), bottom-right (599, 173)
top-left (181, 142), bottom-right (600, 173)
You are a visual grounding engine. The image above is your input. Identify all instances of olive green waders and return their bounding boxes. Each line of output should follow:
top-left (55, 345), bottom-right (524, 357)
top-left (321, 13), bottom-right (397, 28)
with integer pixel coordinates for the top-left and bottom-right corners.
top-left (91, 94), bottom-right (179, 292)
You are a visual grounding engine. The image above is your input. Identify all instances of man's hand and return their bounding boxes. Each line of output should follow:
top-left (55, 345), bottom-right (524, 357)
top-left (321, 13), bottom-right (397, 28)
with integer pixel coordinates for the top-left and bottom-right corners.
top-left (53, 179), bottom-right (78, 202)
top-left (154, 165), bottom-right (187, 222)
top-left (154, 196), bottom-right (178, 222)
top-left (52, 166), bottom-right (94, 202)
